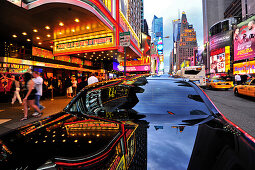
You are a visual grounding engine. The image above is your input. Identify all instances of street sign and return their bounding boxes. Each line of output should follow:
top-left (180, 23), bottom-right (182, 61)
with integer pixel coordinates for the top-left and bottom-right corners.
top-left (120, 32), bottom-right (130, 47)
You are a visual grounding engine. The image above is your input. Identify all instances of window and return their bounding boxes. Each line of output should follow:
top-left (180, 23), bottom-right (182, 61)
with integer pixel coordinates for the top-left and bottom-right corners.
top-left (250, 80), bottom-right (255, 85)
top-left (185, 70), bottom-right (201, 75)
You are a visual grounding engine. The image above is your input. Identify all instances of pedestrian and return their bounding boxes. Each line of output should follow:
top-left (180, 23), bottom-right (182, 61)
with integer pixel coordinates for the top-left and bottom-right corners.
top-left (32, 71), bottom-right (45, 117)
top-left (88, 73), bottom-right (99, 85)
top-left (11, 75), bottom-right (22, 105)
top-left (66, 76), bottom-right (73, 98)
top-left (235, 74), bottom-right (241, 85)
top-left (71, 76), bottom-right (77, 96)
top-left (77, 76), bottom-right (88, 92)
top-left (21, 73), bottom-right (42, 121)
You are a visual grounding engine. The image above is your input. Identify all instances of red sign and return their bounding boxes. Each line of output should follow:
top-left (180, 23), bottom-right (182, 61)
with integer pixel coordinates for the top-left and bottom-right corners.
top-left (118, 46), bottom-right (124, 53)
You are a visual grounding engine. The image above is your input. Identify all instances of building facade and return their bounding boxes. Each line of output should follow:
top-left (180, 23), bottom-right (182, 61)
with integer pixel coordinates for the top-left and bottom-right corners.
top-left (242, 0), bottom-right (255, 20)
top-left (0, 0), bottom-right (142, 94)
top-left (128, 0), bottom-right (142, 41)
top-left (224, 0), bottom-right (242, 18)
top-left (176, 12), bottom-right (197, 70)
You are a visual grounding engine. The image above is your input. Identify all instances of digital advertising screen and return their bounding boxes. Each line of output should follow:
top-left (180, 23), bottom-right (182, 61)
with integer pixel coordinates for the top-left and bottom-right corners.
top-left (210, 47), bottom-right (226, 73)
top-left (234, 16), bottom-right (255, 61)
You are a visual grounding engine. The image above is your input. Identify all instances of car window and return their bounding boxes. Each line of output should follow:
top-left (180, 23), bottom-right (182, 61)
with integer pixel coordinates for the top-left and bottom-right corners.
top-left (250, 80), bottom-right (255, 85)
top-left (212, 79), bottom-right (221, 82)
top-left (245, 79), bottom-right (252, 85)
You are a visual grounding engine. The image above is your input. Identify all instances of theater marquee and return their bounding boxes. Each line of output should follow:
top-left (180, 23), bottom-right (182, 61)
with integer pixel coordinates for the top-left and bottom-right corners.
top-left (54, 33), bottom-right (115, 55)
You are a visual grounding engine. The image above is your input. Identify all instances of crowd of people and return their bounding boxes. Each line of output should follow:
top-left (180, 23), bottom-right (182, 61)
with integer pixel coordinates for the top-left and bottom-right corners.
top-left (0, 71), bottom-right (100, 121)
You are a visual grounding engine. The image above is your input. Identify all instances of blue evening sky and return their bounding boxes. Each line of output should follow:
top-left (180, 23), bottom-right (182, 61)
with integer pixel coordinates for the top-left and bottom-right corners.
top-left (144, 0), bottom-right (203, 71)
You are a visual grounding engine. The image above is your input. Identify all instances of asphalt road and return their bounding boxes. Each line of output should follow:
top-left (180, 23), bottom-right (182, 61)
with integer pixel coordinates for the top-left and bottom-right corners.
top-left (203, 88), bottom-right (255, 138)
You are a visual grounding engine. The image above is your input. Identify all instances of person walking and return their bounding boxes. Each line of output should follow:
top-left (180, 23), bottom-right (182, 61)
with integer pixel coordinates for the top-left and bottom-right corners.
top-left (66, 76), bottom-right (73, 98)
top-left (71, 76), bottom-right (77, 96)
top-left (32, 71), bottom-right (45, 117)
top-left (77, 76), bottom-right (88, 92)
top-left (21, 73), bottom-right (42, 121)
top-left (88, 73), bottom-right (98, 85)
top-left (235, 74), bottom-right (241, 85)
top-left (11, 75), bottom-right (22, 105)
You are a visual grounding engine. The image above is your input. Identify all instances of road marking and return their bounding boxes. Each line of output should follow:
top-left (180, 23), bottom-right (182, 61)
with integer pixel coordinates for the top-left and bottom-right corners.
top-left (0, 119), bottom-right (11, 125)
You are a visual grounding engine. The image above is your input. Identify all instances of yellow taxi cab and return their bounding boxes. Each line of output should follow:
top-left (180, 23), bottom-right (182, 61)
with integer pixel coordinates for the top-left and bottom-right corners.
top-left (206, 79), bottom-right (232, 90)
top-left (233, 78), bottom-right (255, 97)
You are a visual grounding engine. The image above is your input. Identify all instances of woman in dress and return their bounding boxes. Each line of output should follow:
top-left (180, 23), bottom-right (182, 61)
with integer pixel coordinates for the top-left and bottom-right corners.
top-left (11, 75), bottom-right (22, 105)
top-left (21, 73), bottom-right (42, 121)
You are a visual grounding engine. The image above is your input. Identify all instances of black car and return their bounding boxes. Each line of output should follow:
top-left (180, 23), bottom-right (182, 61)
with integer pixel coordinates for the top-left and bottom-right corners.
top-left (0, 75), bottom-right (254, 170)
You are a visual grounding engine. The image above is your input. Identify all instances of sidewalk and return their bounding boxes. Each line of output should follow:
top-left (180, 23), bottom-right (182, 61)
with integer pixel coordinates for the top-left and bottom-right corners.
top-left (0, 96), bottom-right (72, 135)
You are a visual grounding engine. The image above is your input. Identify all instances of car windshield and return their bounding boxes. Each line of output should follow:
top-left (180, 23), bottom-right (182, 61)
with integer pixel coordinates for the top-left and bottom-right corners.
top-left (212, 79), bottom-right (224, 82)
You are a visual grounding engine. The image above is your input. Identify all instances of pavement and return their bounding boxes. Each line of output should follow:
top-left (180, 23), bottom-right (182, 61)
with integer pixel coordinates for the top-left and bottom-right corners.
top-left (203, 88), bottom-right (255, 138)
top-left (0, 96), bottom-right (71, 135)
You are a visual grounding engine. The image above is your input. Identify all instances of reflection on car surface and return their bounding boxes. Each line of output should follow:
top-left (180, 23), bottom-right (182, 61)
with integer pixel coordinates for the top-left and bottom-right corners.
top-left (0, 75), bottom-right (255, 170)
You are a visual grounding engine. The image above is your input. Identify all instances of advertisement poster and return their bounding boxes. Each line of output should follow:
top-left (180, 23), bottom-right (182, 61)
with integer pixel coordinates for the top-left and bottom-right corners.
top-left (210, 51), bottom-right (225, 73)
top-left (194, 47), bottom-right (204, 66)
top-left (234, 16), bottom-right (255, 61)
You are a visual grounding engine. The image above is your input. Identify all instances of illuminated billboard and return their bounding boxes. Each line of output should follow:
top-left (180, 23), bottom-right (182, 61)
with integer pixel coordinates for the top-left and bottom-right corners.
top-left (233, 60), bottom-right (255, 75)
top-left (209, 31), bottom-right (232, 51)
top-left (234, 16), bottom-right (255, 61)
top-left (210, 46), bottom-right (230, 73)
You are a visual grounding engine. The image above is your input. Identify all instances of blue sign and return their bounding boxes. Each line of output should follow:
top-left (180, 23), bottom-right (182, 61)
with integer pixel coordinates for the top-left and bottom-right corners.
top-left (157, 44), bottom-right (163, 51)
top-left (158, 51), bottom-right (163, 55)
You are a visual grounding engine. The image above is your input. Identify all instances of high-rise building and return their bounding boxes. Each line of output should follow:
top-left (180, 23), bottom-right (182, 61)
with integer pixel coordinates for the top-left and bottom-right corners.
top-left (151, 15), bottom-right (163, 73)
top-left (172, 19), bottom-right (181, 72)
top-left (142, 19), bottom-right (149, 35)
top-left (173, 19), bottom-right (181, 43)
top-left (151, 15), bottom-right (163, 45)
top-left (176, 12), bottom-right (197, 70)
top-left (202, 0), bottom-right (233, 44)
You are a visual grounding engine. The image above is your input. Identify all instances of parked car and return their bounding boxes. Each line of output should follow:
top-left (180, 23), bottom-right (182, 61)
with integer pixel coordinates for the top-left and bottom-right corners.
top-left (0, 75), bottom-right (254, 170)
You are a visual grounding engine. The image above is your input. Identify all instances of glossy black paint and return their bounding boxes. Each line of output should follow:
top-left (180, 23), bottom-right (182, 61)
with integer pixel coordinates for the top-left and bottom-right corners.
top-left (0, 75), bottom-right (254, 170)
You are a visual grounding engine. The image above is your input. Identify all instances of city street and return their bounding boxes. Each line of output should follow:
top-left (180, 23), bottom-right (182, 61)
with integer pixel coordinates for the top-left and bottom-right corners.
top-left (0, 97), bottom-right (71, 135)
top-left (204, 88), bottom-right (255, 138)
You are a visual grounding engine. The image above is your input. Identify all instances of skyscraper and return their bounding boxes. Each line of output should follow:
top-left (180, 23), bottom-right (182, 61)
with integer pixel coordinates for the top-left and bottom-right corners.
top-left (151, 15), bottom-right (163, 73)
top-left (142, 19), bottom-right (149, 35)
top-left (172, 19), bottom-right (181, 72)
top-left (176, 12), bottom-right (197, 70)
top-left (151, 15), bottom-right (163, 45)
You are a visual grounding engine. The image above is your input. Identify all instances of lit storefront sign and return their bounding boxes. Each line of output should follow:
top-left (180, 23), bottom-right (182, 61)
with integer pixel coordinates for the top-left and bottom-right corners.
top-left (32, 46), bottom-right (54, 59)
top-left (234, 16), bottom-right (255, 61)
top-left (0, 63), bottom-right (31, 73)
top-left (0, 57), bottom-right (91, 72)
top-left (55, 56), bottom-right (71, 63)
top-left (233, 60), bottom-right (255, 74)
top-left (54, 33), bottom-right (114, 54)
top-left (118, 65), bottom-right (150, 72)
